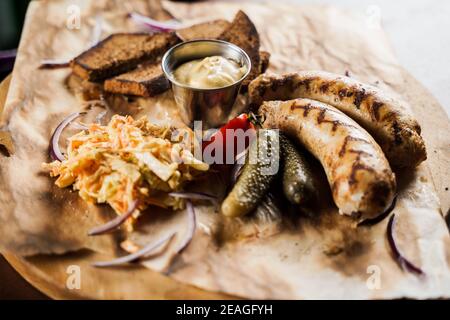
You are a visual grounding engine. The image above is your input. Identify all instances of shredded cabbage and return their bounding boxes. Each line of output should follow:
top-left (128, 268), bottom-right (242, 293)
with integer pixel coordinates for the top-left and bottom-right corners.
top-left (43, 115), bottom-right (209, 225)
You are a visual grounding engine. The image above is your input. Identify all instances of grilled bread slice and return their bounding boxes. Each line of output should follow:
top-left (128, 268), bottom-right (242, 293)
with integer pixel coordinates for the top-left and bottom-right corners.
top-left (101, 50), bottom-right (270, 98)
top-left (71, 32), bottom-right (180, 82)
top-left (66, 73), bottom-right (104, 101)
top-left (104, 62), bottom-right (169, 97)
top-left (218, 10), bottom-right (260, 85)
top-left (259, 51), bottom-right (270, 74)
top-left (176, 19), bottom-right (231, 41)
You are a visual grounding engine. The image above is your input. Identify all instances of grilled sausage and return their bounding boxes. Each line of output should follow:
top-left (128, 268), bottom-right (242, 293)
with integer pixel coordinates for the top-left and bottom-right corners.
top-left (249, 71), bottom-right (426, 168)
top-left (259, 98), bottom-right (396, 220)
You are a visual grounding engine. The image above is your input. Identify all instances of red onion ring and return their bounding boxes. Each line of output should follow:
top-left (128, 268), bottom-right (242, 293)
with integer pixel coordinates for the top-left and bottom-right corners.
top-left (129, 12), bottom-right (182, 32)
top-left (39, 59), bottom-right (71, 69)
top-left (387, 214), bottom-right (425, 276)
top-left (88, 200), bottom-right (139, 236)
top-left (176, 200), bottom-right (196, 254)
top-left (231, 162), bottom-right (244, 185)
top-left (358, 196), bottom-right (397, 226)
top-left (49, 112), bottom-right (86, 161)
top-left (92, 232), bottom-right (176, 268)
top-left (231, 148), bottom-right (248, 184)
top-left (95, 110), bottom-right (108, 124)
top-left (168, 192), bottom-right (217, 204)
top-left (70, 122), bottom-right (89, 130)
top-left (0, 49), bottom-right (17, 73)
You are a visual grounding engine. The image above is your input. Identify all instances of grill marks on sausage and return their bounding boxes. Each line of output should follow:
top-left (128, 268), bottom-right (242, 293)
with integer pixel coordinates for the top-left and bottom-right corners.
top-left (290, 102), bottom-right (357, 132)
top-left (349, 163), bottom-right (377, 186)
top-left (348, 149), bottom-right (371, 157)
top-left (267, 85), bottom-right (387, 192)
top-left (338, 136), bottom-right (370, 157)
top-left (290, 100), bottom-right (379, 189)
top-left (263, 99), bottom-right (395, 217)
top-left (392, 120), bottom-right (403, 145)
top-left (295, 77), bottom-right (313, 91)
top-left (353, 87), bottom-right (366, 109)
top-left (338, 134), bottom-right (381, 188)
top-left (316, 108), bottom-right (344, 132)
top-left (371, 101), bottom-right (384, 121)
top-left (315, 79), bottom-right (383, 125)
top-left (319, 82), bottom-right (330, 93)
top-left (256, 84), bottom-right (268, 100)
top-left (317, 109), bottom-right (327, 123)
top-left (338, 87), bottom-right (354, 99)
top-left (290, 102), bottom-right (314, 117)
top-left (269, 74), bottom-right (296, 92)
top-left (269, 79), bottom-right (281, 92)
top-left (262, 77), bottom-right (384, 130)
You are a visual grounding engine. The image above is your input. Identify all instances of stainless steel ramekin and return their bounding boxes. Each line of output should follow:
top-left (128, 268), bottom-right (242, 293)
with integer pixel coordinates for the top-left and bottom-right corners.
top-left (161, 40), bottom-right (251, 129)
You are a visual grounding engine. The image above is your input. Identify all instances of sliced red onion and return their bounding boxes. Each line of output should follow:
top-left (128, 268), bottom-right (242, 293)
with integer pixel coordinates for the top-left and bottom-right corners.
top-left (387, 214), bottom-right (425, 276)
top-left (231, 162), bottom-right (244, 185)
top-left (169, 192), bottom-right (217, 204)
top-left (88, 200), bottom-right (138, 236)
top-left (176, 200), bottom-right (196, 254)
top-left (39, 59), bottom-right (71, 69)
top-left (358, 196), bottom-right (397, 226)
top-left (231, 148), bottom-right (247, 184)
top-left (0, 49), bottom-right (17, 73)
top-left (235, 147), bottom-right (248, 163)
top-left (70, 122), bottom-right (89, 130)
top-left (0, 49), bottom-right (16, 59)
top-left (92, 232), bottom-right (176, 268)
top-left (129, 12), bottom-right (183, 32)
top-left (95, 110), bottom-right (108, 124)
top-left (49, 112), bottom-right (85, 161)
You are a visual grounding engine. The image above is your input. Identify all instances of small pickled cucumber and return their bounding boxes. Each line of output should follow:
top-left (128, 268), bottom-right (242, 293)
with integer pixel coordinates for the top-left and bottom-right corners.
top-left (221, 130), bottom-right (279, 217)
top-left (280, 134), bottom-right (318, 205)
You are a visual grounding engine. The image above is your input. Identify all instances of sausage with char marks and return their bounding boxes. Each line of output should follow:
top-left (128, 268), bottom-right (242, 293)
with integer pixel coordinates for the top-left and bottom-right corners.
top-left (259, 98), bottom-right (396, 220)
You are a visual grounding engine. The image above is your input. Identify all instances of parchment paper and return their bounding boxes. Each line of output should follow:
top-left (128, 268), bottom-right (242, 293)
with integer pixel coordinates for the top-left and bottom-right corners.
top-left (0, 0), bottom-right (449, 299)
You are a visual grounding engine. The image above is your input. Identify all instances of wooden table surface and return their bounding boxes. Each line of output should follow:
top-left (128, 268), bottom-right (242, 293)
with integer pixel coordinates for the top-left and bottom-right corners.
top-left (0, 255), bottom-right (48, 299)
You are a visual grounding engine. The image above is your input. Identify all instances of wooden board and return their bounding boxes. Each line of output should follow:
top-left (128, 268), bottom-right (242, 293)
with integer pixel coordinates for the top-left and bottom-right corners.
top-left (2, 66), bottom-right (449, 299)
top-left (0, 0), bottom-right (449, 299)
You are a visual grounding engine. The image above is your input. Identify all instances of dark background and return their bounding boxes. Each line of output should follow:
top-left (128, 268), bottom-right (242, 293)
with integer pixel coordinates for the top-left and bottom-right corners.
top-left (0, 0), bottom-right (31, 80)
top-left (0, 0), bottom-right (30, 49)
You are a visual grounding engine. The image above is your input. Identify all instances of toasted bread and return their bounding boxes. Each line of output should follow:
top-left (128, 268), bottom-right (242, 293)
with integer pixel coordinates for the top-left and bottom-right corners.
top-left (218, 11), bottom-right (260, 84)
top-left (259, 51), bottom-right (270, 74)
top-left (104, 62), bottom-right (169, 97)
top-left (176, 19), bottom-right (231, 41)
top-left (66, 73), bottom-right (104, 101)
top-left (71, 32), bottom-right (180, 82)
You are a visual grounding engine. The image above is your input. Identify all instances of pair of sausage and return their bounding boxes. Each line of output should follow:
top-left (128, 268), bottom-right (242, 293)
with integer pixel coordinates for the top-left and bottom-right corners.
top-left (249, 71), bottom-right (426, 169)
top-left (259, 98), bottom-right (397, 220)
top-left (247, 71), bottom-right (424, 220)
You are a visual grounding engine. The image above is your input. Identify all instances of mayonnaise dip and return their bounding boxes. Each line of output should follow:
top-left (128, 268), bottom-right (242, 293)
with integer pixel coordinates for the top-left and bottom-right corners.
top-left (173, 55), bottom-right (246, 89)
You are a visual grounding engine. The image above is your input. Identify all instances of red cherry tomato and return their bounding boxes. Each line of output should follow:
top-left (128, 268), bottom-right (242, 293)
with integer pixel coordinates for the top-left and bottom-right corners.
top-left (202, 113), bottom-right (256, 164)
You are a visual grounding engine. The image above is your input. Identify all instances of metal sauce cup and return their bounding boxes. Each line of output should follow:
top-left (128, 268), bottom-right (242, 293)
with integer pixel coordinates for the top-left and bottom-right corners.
top-left (161, 40), bottom-right (251, 129)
